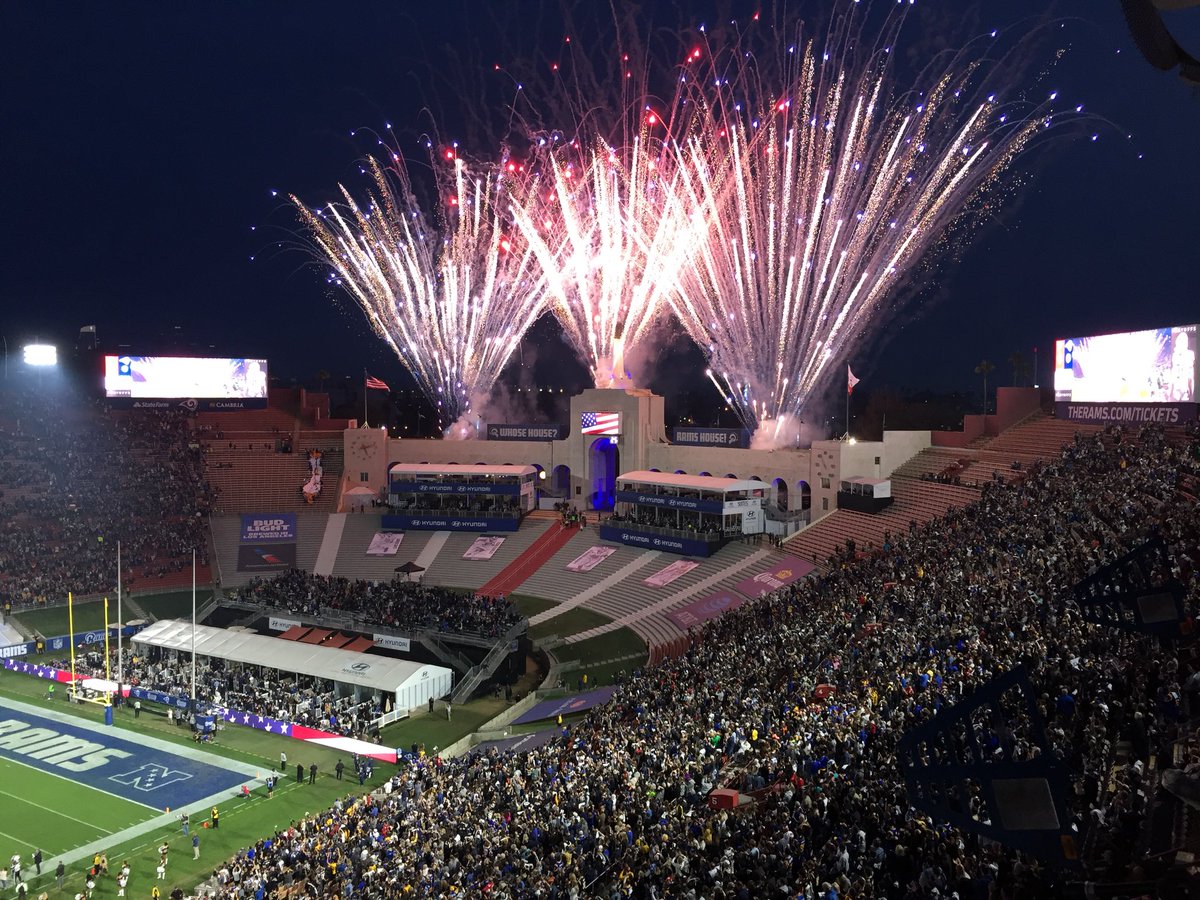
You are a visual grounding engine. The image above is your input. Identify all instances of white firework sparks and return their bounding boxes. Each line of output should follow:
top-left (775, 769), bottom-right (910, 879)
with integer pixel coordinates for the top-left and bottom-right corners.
top-left (293, 151), bottom-right (547, 424)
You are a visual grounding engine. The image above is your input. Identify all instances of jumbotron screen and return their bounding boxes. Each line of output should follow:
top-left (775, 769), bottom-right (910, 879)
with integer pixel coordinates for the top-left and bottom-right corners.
top-left (1054, 325), bottom-right (1196, 404)
top-left (103, 355), bottom-right (268, 400)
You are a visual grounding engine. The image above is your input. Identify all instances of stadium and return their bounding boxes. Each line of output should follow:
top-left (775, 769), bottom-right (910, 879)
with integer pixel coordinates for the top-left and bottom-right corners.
top-left (0, 320), bottom-right (1198, 898)
top-left (4, 2), bottom-right (1200, 898)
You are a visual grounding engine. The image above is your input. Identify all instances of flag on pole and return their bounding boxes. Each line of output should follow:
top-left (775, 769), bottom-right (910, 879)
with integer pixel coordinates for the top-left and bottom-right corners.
top-left (365, 374), bottom-right (390, 391)
top-left (847, 365), bottom-right (860, 395)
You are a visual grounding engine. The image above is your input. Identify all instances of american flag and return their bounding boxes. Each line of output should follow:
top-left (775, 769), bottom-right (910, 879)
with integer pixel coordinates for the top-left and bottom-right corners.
top-left (581, 411), bottom-right (620, 435)
top-left (365, 373), bottom-right (390, 391)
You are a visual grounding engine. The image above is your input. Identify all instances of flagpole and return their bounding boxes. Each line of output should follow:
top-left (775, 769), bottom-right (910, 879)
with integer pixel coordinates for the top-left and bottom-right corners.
top-left (363, 368), bottom-right (368, 428)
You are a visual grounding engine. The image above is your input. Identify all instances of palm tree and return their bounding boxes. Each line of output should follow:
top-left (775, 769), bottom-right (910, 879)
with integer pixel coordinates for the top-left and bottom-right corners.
top-left (1007, 351), bottom-right (1030, 387)
top-left (315, 369), bottom-right (330, 393)
top-left (975, 359), bottom-right (996, 414)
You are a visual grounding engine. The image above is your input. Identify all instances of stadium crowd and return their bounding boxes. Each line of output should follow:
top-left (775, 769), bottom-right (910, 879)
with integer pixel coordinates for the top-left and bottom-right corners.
top-left (61, 646), bottom-right (383, 739)
top-left (0, 385), bottom-right (213, 608)
top-left (232, 570), bottom-right (522, 638)
top-left (205, 422), bottom-right (1199, 899)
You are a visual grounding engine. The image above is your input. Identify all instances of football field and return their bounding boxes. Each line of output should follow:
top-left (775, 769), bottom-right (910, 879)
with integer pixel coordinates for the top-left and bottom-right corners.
top-left (0, 755), bottom-right (153, 857)
top-left (0, 698), bottom-right (260, 872)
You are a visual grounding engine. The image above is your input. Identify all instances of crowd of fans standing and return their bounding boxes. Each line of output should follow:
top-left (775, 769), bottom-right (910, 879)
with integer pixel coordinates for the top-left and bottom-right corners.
top-left (207, 422), bottom-right (1199, 899)
top-left (0, 385), bottom-right (213, 607)
top-left (233, 570), bottom-right (522, 638)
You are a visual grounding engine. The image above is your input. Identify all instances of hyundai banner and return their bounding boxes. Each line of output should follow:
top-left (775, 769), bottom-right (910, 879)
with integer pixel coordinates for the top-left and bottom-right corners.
top-left (381, 514), bottom-right (521, 532)
top-left (389, 480), bottom-right (522, 496)
top-left (599, 525), bottom-right (715, 557)
top-left (614, 491), bottom-right (725, 514)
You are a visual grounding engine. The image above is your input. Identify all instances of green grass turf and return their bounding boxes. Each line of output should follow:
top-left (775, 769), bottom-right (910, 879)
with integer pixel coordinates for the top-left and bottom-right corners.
top-left (15, 599), bottom-right (112, 637)
top-left (0, 756), bottom-right (154, 857)
top-left (24, 765), bottom-right (393, 899)
top-left (509, 594), bottom-right (556, 619)
top-left (132, 590), bottom-right (214, 622)
top-left (527, 605), bottom-right (613, 642)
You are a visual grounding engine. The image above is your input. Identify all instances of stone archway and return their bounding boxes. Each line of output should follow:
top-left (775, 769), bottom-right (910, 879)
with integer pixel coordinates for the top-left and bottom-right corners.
top-left (796, 480), bottom-right (812, 510)
top-left (589, 438), bottom-right (620, 510)
top-left (552, 464), bottom-right (571, 496)
top-left (772, 477), bottom-right (789, 511)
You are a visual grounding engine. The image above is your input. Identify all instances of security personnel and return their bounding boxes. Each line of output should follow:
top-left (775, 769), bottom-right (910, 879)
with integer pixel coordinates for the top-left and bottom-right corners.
top-left (210, 806), bottom-right (219, 829)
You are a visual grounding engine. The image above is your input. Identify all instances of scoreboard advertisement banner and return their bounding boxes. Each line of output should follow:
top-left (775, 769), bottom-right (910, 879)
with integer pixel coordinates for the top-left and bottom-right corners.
top-left (103, 355), bottom-right (269, 409)
top-left (671, 427), bottom-right (751, 448)
top-left (1054, 323), bottom-right (1197, 422)
top-left (485, 423), bottom-right (568, 441)
top-left (240, 514), bottom-right (297, 542)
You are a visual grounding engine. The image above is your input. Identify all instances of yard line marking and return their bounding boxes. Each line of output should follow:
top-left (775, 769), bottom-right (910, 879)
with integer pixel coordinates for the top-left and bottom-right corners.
top-left (0, 784), bottom-right (117, 834)
top-left (0, 828), bottom-right (41, 852)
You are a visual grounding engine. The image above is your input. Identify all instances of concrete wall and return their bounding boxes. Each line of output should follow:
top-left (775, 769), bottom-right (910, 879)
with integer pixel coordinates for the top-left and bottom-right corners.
top-left (932, 388), bottom-right (1041, 448)
top-left (882, 431), bottom-right (932, 476)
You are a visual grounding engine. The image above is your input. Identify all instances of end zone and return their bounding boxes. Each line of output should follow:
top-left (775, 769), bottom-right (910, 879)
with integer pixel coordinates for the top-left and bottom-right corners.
top-left (0, 699), bottom-right (258, 809)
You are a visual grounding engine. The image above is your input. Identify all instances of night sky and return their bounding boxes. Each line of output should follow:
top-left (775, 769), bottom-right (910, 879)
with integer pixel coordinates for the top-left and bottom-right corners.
top-left (2, 1), bottom-right (1198, 421)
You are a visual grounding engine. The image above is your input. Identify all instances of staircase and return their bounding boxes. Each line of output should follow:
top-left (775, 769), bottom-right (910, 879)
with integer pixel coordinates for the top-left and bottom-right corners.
top-left (477, 522), bottom-right (579, 598)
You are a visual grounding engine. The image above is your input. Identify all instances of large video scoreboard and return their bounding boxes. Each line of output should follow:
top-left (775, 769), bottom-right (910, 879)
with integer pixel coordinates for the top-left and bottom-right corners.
top-left (103, 355), bottom-right (268, 410)
top-left (1054, 324), bottom-right (1196, 424)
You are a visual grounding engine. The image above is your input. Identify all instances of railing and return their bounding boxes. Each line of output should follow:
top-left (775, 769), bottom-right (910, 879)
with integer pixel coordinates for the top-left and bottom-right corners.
top-left (451, 620), bottom-right (525, 704)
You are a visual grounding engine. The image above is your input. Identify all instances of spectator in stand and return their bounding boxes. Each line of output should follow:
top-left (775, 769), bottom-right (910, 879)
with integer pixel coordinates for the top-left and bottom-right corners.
top-left (203, 422), bottom-right (1198, 898)
top-left (0, 384), bottom-right (213, 607)
top-left (232, 569), bottom-right (521, 638)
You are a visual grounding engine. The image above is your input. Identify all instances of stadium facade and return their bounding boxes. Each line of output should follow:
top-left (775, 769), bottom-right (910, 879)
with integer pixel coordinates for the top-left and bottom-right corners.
top-left (346, 386), bottom-right (949, 530)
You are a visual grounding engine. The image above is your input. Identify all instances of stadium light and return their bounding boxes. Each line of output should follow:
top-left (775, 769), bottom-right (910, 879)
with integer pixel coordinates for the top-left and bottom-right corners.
top-left (23, 343), bottom-right (57, 367)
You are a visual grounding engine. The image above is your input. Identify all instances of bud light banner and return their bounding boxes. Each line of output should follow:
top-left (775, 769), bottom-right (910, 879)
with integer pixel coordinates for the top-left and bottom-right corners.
top-left (671, 427), bottom-right (751, 448)
top-left (485, 423), bottom-right (568, 441)
top-left (241, 514), bottom-right (297, 542)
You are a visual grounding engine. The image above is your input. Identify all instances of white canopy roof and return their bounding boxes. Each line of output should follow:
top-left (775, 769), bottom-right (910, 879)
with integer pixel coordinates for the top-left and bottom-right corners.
top-left (133, 619), bottom-right (451, 695)
top-left (389, 463), bottom-right (538, 478)
top-left (618, 470), bottom-right (764, 493)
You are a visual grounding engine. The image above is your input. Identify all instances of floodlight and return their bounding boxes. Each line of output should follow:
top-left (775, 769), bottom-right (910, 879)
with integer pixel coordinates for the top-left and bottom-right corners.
top-left (23, 344), bottom-right (57, 367)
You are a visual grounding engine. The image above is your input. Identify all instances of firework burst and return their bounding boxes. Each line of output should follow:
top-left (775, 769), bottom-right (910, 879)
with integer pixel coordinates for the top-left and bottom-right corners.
top-left (292, 150), bottom-right (547, 425)
top-left (662, 10), bottom-right (1076, 438)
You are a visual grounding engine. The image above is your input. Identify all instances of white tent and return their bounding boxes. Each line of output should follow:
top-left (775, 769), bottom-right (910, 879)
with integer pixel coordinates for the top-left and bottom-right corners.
top-left (133, 619), bottom-right (453, 711)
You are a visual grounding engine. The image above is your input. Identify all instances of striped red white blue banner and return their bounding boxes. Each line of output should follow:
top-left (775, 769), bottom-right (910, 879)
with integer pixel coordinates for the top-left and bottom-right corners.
top-left (581, 411), bottom-right (620, 435)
